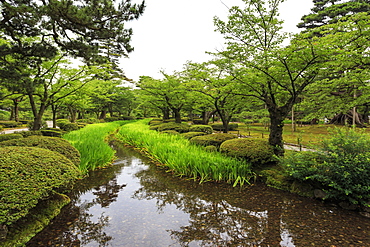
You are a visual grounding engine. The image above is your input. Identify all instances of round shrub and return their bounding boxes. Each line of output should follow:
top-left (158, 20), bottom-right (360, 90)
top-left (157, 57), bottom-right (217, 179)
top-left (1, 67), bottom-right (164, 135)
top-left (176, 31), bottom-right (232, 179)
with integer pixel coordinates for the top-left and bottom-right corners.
top-left (189, 133), bottom-right (237, 148)
top-left (149, 120), bottom-right (163, 126)
top-left (0, 136), bottom-right (80, 166)
top-left (0, 133), bottom-right (23, 142)
top-left (192, 118), bottom-right (205, 124)
top-left (204, 145), bottom-right (217, 152)
top-left (104, 117), bottom-right (120, 122)
top-left (17, 130), bottom-right (42, 138)
top-left (60, 123), bottom-right (79, 132)
top-left (41, 128), bottom-right (66, 137)
top-left (181, 132), bottom-right (207, 139)
top-left (0, 146), bottom-right (81, 227)
top-left (157, 122), bottom-right (190, 133)
top-left (210, 123), bottom-right (239, 131)
top-left (220, 138), bottom-right (274, 165)
top-left (0, 125), bottom-right (3, 132)
top-left (0, 121), bottom-right (22, 128)
top-left (56, 119), bottom-right (70, 129)
top-left (189, 125), bottom-right (213, 134)
top-left (161, 130), bottom-right (179, 135)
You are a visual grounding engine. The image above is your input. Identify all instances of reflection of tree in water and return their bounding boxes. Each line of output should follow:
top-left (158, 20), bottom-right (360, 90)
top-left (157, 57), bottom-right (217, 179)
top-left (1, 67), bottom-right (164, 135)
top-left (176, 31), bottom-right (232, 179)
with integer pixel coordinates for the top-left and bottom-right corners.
top-left (93, 178), bottom-right (126, 208)
top-left (133, 167), bottom-right (274, 246)
top-left (27, 164), bottom-right (127, 246)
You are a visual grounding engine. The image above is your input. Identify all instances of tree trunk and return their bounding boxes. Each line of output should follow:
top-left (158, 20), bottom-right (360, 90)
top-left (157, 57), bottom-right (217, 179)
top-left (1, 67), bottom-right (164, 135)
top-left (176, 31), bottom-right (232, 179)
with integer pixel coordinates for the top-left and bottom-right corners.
top-left (172, 108), bottom-right (182, 123)
top-left (202, 110), bottom-right (216, 125)
top-left (51, 104), bottom-right (58, 128)
top-left (99, 110), bottom-right (107, 120)
top-left (267, 107), bottom-right (286, 156)
top-left (161, 107), bottom-right (170, 120)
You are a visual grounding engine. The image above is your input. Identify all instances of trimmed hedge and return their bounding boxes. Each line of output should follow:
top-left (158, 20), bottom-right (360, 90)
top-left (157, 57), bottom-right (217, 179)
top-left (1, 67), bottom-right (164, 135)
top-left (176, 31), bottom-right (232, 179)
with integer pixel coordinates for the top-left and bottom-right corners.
top-left (41, 128), bottom-right (66, 137)
top-left (161, 130), bottom-right (179, 135)
top-left (0, 146), bottom-right (81, 227)
top-left (156, 122), bottom-right (190, 133)
top-left (210, 123), bottom-right (239, 131)
top-left (0, 136), bottom-right (81, 166)
top-left (0, 121), bottom-right (22, 128)
top-left (0, 134), bottom-right (23, 142)
top-left (181, 132), bottom-right (207, 139)
top-left (220, 138), bottom-right (275, 165)
top-left (189, 133), bottom-right (237, 148)
top-left (17, 130), bottom-right (42, 138)
top-left (189, 125), bottom-right (213, 134)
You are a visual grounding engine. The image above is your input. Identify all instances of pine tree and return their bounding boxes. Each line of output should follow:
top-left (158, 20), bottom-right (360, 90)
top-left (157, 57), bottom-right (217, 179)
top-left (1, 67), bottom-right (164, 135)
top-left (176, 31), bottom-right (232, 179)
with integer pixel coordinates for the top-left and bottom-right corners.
top-left (298, 0), bottom-right (370, 29)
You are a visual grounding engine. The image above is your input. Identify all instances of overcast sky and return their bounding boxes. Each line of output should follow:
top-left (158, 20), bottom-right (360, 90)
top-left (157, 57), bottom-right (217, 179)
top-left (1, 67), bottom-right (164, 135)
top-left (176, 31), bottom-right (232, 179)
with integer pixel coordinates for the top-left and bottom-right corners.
top-left (119, 0), bottom-right (314, 82)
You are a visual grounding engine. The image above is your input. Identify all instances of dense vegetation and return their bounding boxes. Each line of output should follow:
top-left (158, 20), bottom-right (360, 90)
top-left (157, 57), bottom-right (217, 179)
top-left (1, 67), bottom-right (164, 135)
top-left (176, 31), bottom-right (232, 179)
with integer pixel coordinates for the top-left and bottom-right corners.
top-left (0, 146), bottom-right (81, 227)
top-left (116, 119), bottom-right (254, 185)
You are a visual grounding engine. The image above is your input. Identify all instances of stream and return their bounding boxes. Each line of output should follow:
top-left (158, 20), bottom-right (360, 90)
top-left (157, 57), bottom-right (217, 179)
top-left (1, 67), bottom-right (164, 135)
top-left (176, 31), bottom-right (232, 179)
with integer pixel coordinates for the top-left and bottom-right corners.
top-left (27, 144), bottom-right (370, 246)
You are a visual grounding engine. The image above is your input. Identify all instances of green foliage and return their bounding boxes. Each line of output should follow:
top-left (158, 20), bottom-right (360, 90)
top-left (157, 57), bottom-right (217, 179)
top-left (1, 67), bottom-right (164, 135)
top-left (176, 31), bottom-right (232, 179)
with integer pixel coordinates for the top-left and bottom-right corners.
top-left (0, 125), bottom-right (3, 132)
top-left (27, 120), bottom-right (47, 130)
top-left (157, 122), bottom-right (190, 133)
top-left (60, 123), bottom-right (80, 132)
top-left (17, 130), bottom-right (42, 138)
top-left (220, 138), bottom-right (275, 166)
top-left (189, 125), bottom-right (213, 134)
top-left (76, 118), bottom-right (100, 124)
top-left (281, 128), bottom-right (370, 206)
top-left (0, 121), bottom-right (22, 128)
top-left (148, 120), bottom-right (163, 126)
top-left (116, 119), bottom-right (254, 186)
top-left (0, 146), bottom-right (81, 227)
top-left (104, 117), bottom-right (120, 122)
top-left (181, 132), bottom-right (207, 140)
top-left (204, 145), bottom-right (217, 152)
top-left (189, 133), bottom-right (237, 148)
top-left (160, 130), bottom-right (179, 135)
top-left (0, 134), bottom-right (23, 142)
top-left (41, 128), bottom-right (66, 137)
top-left (56, 119), bottom-right (70, 129)
top-left (0, 136), bottom-right (81, 166)
top-left (210, 123), bottom-right (238, 131)
top-left (63, 121), bottom-right (129, 173)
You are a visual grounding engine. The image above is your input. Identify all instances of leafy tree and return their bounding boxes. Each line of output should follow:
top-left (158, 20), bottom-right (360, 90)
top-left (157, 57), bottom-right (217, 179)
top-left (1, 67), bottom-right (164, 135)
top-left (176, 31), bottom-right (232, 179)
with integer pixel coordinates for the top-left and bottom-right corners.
top-left (137, 75), bottom-right (190, 123)
top-left (213, 0), bottom-right (331, 155)
top-left (183, 61), bottom-right (247, 133)
top-left (298, 0), bottom-right (370, 30)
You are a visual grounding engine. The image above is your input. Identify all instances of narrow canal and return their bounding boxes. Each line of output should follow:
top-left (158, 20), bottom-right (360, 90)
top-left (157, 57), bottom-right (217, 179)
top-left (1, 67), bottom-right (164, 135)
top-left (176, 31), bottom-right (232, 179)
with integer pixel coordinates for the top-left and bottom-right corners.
top-left (27, 144), bottom-right (370, 246)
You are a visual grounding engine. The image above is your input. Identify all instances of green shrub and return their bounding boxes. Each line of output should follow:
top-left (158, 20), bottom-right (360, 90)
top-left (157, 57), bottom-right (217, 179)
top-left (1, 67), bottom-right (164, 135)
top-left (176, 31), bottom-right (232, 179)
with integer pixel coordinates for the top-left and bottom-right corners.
top-left (56, 119), bottom-right (70, 129)
top-left (76, 118), bottom-right (100, 124)
top-left (157, 122), bottom-right (190, 133)
top-left (0, 136), bottom-right (80, 166)
top-left (161, 130), bottom-right (179, 135)
top-left (17, 130), bottom-right (42, 138)
top-left (192, 118), bottom-right (204, 124)
top-left (190, 133), bottom-right (237, 148)
top-left (0, 121), bottom-right (22, 128)
top-left (41, 128), bottom-right (66, 137)
top-left (204, 145), bottom-right (217, 152)
top-left (189, 125), bottom-right (213, 134)
top-left (59, 123), bottom-right (79, 132)
top-left (0, 125), bottom-right (3, 132)
top-left (0, 134), bottom-right (23, 142)
top-left (181, 132), bottom-right (207, 139)
top-left (0, 146), bottom-right (81, 227)
top-left (149, 120), bottom-right (163, 126)
top-left (104, 117), bottom-right (120, 122)
top-left (280, 128), bottom-right (370, 207)
top-left (210, 123), bottom-right (239, 131)
top-left (120, 115), bottom-right (135, 120)
top-left (220, 138), bottom-right (275, 165)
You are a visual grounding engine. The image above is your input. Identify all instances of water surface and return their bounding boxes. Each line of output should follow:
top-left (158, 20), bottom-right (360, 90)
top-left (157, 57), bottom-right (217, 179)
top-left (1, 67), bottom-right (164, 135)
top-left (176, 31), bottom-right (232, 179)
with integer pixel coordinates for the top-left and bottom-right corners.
top-left (27, 144), bottom-right (370, 246)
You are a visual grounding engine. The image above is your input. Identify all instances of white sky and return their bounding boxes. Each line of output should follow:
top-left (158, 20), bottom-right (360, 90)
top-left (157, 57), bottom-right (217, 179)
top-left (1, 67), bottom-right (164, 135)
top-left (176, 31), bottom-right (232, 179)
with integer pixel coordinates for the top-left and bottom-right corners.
top-left (119, 0), bottom-right (314, 82)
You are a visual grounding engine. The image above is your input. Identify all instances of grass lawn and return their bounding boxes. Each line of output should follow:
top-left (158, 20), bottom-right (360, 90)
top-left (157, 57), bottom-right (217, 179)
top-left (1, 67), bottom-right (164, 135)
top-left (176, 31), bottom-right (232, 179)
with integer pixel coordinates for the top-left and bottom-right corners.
top-left (233, 122), bottom-right (370, 147)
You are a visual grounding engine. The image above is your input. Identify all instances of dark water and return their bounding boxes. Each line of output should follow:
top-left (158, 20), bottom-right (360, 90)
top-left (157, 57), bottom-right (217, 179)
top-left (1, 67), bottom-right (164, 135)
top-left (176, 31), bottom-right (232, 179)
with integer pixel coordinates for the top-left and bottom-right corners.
top-left (27, 144), bottom-right (370, 247)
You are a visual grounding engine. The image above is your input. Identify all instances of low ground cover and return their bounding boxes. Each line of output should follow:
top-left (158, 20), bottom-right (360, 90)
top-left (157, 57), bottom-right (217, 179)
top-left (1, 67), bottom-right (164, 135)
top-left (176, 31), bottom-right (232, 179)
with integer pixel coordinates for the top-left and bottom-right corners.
top-left (116, 119), bottom-right (254, 185)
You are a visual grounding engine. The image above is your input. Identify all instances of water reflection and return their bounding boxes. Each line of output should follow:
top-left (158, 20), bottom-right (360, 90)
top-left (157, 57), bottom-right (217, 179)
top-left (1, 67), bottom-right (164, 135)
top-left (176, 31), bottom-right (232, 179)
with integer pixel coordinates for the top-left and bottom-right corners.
top-left (27, 144), bottom-right (370, 246)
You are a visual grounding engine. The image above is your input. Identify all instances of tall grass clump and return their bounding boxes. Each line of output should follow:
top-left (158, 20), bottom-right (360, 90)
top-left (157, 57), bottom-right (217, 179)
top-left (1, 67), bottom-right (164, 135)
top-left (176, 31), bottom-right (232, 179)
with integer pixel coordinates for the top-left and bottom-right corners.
top-left (116, 119), bottom-right (254, 186)
top-left (63, 121), bottom-right (130, 174)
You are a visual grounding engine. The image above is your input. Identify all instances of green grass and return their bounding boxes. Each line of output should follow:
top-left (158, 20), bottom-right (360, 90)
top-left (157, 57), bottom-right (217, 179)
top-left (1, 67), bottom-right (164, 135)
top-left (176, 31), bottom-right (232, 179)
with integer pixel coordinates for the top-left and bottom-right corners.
top-left (63, 121), bottom-right (130, 174)
top-left (116, 119), bottom-right (254, 186)
top-left (236, 123), bottom-right (370, 147)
